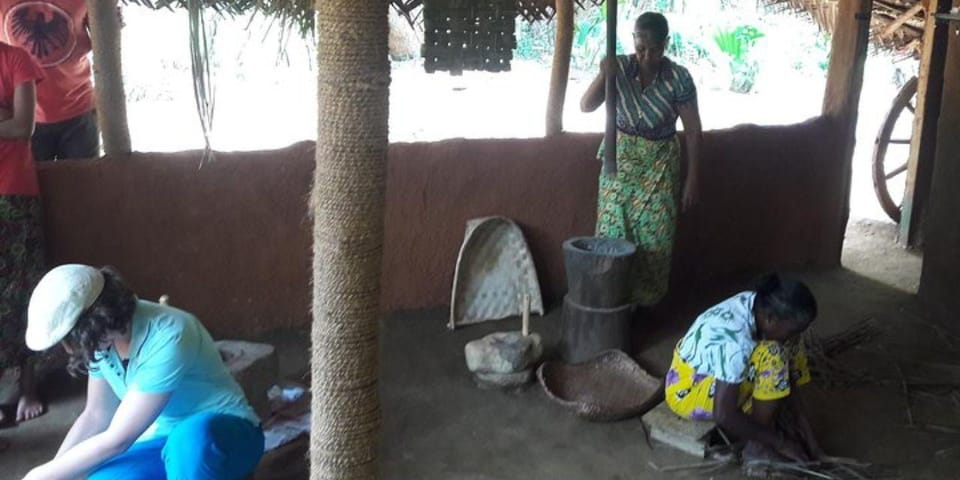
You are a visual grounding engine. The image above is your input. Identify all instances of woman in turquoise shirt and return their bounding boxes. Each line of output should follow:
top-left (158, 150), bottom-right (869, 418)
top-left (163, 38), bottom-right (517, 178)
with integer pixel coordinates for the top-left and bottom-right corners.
top-left (21, 264), bottom-right (263, 480)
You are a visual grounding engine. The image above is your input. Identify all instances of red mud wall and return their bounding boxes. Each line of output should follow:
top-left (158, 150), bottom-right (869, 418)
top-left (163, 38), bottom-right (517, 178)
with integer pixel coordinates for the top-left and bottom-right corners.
top-left (37, 118), bottom-right (845, 337)
top-left (919, 30), bottom-right (960, 317)
top-left (37, 142), bottom-right (316, 338)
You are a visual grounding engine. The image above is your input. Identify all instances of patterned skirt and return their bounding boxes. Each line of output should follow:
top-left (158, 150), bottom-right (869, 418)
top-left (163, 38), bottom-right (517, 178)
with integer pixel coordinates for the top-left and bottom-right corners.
top-left (664, 340), bottom-right (812, 421)
top-left (0, 196), bottom-right (45, 369)
top-left (595, 133), bottom-right (681, 306)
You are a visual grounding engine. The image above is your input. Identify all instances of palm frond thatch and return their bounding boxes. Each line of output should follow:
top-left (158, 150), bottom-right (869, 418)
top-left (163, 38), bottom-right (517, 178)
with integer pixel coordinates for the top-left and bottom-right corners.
top-left (763, 0), bottom-right (925, 58)
top-left (123, 0), bottom-right (315, 39)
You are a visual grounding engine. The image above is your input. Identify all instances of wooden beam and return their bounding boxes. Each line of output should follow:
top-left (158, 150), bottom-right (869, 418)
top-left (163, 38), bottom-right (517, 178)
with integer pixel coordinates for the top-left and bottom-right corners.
top-left (881, 1), bottom-right (924, 38)
top-left (87, 0), bottom-right (131, 156)
top-left (917, 14), bottom-right (960, 313)
top-left (546, 0), bottom-right (574, 136)
top-left (822, 0), bottom-right (873, 262)
top-left (603, 0), bottom-right (617, 176)
top-left (899, 0), bottom-right (951, 247)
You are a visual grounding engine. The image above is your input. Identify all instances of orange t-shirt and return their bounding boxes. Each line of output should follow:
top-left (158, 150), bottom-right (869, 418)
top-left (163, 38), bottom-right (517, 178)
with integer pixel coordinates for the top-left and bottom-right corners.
top-left (0, 0), bottom-right (93, 124)
top-left (0, 42), bottom-right (44, 195)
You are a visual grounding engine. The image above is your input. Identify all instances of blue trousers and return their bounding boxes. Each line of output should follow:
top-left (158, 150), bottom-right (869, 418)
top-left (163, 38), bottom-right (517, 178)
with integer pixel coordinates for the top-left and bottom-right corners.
top-left (88, 413), bottom-right (264, 480)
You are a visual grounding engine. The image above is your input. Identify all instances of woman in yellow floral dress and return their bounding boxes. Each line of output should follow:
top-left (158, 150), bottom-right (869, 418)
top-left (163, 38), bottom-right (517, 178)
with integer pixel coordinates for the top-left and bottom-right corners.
top-left (667, 274), bottom-right (824, 464)
top-left (580, 12), bottom-right (703, 306)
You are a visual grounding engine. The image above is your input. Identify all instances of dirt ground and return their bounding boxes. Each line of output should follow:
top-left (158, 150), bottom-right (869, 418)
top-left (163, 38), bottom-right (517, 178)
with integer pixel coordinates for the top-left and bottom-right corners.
top-left (1, 218), bottom-right (948, 479)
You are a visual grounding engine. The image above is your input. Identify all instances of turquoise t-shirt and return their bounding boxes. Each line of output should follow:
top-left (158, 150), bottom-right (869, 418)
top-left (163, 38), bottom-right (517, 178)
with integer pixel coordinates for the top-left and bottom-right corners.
top-left (89, 300), bottom-right (259, 439)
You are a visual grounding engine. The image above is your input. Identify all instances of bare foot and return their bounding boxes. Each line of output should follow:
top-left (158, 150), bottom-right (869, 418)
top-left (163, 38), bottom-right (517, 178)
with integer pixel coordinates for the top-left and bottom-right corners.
top-left (16, 394), bottom-right (44, 423)
top-left (16, 362), bottom-right (45, 423)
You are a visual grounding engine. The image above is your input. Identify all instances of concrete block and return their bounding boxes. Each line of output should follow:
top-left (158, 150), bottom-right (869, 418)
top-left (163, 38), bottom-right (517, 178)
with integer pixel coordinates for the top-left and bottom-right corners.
top-left (216, 340), bottom-right (278, 421)
top-left (641, 402), bottom-right (715, 458)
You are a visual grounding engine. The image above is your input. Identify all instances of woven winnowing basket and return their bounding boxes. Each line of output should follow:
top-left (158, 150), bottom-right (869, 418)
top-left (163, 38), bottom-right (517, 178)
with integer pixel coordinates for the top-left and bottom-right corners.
top-left (449, 216), bottom-right (544, 329)
top-left (423, 0), bottom-right (518, 74)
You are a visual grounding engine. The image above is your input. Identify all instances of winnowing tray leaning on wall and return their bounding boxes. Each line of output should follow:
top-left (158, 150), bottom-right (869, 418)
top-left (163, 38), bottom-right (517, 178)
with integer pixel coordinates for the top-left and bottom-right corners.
top-left (449, 216), bottom-right (544, 330)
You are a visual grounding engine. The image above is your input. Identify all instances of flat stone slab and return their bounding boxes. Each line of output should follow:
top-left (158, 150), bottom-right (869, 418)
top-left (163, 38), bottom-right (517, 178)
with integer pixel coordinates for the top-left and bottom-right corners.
top-left (641, 402), bottom-right (716, 458)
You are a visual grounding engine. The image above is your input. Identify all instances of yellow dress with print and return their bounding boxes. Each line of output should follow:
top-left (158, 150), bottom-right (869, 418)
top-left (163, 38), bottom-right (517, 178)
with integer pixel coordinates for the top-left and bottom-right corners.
top-left (665, 340), bottom-right (811, 421)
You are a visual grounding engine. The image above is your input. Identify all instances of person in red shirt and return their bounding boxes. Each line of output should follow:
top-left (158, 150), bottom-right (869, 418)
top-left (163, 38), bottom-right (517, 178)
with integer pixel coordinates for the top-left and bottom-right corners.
top-left (0, 0), bottom-right (99, 161)
top-left (0, 40), bottom-right (45, 451)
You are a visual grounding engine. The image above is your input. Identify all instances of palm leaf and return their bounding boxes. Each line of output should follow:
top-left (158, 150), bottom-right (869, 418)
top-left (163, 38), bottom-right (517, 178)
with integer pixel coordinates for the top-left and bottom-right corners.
top-left (187, 0), bottom-right (216, 161)
top-left (123, 0), bottom-right (315, 40)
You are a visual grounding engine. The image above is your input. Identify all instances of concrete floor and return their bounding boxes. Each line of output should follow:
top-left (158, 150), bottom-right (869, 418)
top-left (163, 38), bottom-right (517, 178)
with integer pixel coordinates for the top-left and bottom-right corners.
top-left (2, 219), bottom-right (952, 479)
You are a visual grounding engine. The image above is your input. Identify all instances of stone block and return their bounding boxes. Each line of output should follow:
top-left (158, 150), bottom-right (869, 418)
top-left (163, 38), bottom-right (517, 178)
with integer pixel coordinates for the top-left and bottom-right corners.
top-left (216, 340), bottom-right (278, 421)
top-left (641, 401), bottom-right (716, 458)
top-left (465, 331), bottom-right (543, 374)
top-left (473, 369), bottom-right (534, 389)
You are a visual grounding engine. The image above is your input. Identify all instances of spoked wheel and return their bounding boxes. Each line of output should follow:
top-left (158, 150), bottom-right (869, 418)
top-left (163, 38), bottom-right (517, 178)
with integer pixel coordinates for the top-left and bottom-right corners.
top-left (872, 76), bottom-right (918, 224)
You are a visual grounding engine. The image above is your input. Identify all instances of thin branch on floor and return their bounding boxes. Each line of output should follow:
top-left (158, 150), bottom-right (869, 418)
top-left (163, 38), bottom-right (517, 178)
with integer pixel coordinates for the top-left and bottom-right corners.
top-left (902, 422), bottom-right (960, 434)
top-left (804, 320), bottom-right (880, 388)
top-left (647, 459), bottom-right (727, 473)
top-left (894, 362), bottom-right (914, 426)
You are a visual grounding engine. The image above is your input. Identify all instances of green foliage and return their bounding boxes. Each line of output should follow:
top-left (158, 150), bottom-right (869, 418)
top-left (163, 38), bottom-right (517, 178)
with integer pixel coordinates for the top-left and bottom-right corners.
top-left (713, 24), bottom-right (765, 93)
top-left (815, 32), bottom-right (831, 72)
top-left (712, 25), bottom-right (764, 63)
top-left (515, 19), bottom-right (556, 61)
top-left (570, 0), bottom-right (645, 71)
top-left (789, 30), bottom-right (830, 76)
top-left (666, 30), bottom-right (708, 64)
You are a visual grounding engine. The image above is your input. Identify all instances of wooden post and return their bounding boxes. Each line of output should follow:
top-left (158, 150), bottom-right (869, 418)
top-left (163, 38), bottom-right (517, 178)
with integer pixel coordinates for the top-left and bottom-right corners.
top-left (603, 0), bottom-right (618, 176)
top-left (546, 0), bottom-right (574, 136)
top-left (822, 0), bottom-right (873, 262)
top-left (86, 0), bottom-right (130, 156)
top-left (899, 0), bottom-right (951, 248)
top-left (917, 17), bottom-right (960, 315)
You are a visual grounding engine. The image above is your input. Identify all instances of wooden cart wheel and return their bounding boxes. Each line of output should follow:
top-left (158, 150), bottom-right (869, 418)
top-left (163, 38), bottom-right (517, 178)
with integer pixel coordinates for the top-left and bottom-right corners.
top-left (872, 76), bottom-right (918, 224)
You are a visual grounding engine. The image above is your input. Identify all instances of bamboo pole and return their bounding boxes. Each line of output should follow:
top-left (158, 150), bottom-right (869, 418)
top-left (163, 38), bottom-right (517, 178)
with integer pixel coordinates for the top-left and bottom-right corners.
top-left (603, 0), bottom-right (618, 176)
top-left (546, 0), bottom-right (574, 136)
top-left (880, 1), bottom-right (924, 39)
top-left (86, 0), bottom-right (130, 156)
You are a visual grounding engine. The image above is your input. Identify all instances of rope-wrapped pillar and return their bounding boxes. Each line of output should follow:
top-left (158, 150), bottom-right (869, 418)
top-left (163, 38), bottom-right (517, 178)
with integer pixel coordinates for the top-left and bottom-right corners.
top-left (311, 0), bottom-right (390, 478)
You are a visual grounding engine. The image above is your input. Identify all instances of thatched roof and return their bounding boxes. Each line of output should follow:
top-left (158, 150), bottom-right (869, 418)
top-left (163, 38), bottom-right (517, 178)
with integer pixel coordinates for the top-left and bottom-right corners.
top-left (124, 1), bottom-right (436, 38)
top-left (765, 0), bottom-right (926, 58)
top-left (124, 1), bottom-right (314, 39)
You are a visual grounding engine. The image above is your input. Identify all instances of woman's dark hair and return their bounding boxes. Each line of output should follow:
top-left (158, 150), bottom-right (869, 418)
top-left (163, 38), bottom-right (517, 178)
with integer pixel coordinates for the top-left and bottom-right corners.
top-left (634, 12), bottom-right (670, 46)
top-left (754, 273), bottom-right (817, 329)
top-left (63, 267), bottom-right (137, 377)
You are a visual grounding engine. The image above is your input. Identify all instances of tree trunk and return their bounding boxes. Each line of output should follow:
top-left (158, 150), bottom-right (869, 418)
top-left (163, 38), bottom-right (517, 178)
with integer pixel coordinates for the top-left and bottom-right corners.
top-left (86, 0), bottom-right (130, 156)
top-left (310, 0), bottom-right (389, 479)
top-left (546, 0), bottom-right (574, 136)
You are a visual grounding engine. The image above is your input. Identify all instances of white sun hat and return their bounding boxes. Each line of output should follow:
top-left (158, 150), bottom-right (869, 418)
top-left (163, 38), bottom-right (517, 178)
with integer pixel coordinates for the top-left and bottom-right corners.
top-left (26, 264), bottom-right (105, 351)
